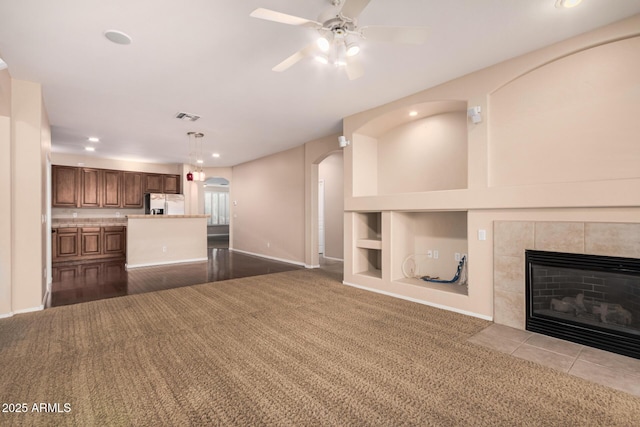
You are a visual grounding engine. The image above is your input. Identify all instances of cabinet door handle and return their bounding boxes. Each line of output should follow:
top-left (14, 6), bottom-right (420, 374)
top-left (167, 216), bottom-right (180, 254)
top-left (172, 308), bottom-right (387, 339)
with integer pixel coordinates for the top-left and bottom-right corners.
top-left (52, 229), bottom-right (57, 233)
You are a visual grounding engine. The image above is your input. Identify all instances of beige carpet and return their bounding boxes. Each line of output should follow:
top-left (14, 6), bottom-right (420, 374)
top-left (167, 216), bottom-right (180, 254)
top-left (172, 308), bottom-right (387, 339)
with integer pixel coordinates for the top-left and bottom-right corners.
top-left (1, 269), bottom-right (639, 426)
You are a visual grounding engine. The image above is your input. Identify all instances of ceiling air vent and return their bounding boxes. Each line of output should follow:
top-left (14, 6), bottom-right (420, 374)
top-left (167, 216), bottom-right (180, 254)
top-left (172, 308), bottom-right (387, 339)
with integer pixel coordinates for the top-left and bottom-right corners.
top-left (175, 112), bottom-right (201, 122)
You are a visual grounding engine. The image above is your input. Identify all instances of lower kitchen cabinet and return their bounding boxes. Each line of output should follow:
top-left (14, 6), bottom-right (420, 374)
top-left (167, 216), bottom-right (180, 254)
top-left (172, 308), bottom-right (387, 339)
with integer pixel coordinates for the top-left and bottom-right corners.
top-left (80, 227), bottom-right (102, 256)
top-left (53, 228), bottom-right (79, 261)
top-left (103, 227), bottom-right (126, 257)
top-left (53, 226), bottom-right (126, 263)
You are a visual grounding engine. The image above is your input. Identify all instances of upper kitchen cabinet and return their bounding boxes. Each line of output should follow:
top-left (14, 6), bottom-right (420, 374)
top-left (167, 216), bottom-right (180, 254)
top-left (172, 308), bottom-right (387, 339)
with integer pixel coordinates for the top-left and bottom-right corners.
top-left (122, 172), bottom-right (144, 208)
top-left (52, 165), bottom-right (79, 207)
top-left (103, 170), bottom-right (123, 208)
top-left (52, 165), bottom-right (182, 208)
top-left (163, 175), bottom-right (180, 194)
top-left (144, 173), bottom-right (180, 194)
top-left (144, 174), bottom-right (163, 193)
top-left (79, 168), bottom-right (101, 207)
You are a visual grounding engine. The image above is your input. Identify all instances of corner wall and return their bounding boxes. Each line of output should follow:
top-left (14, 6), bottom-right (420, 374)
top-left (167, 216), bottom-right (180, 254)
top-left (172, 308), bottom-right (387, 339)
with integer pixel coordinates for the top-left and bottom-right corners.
top-left (5, 78), bottom-right (50, 315)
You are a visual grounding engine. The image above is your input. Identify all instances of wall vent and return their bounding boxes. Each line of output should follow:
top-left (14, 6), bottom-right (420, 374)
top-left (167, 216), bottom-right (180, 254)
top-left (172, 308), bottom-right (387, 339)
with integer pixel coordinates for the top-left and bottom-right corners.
top-left (175, 112), bottom-right (201, 122)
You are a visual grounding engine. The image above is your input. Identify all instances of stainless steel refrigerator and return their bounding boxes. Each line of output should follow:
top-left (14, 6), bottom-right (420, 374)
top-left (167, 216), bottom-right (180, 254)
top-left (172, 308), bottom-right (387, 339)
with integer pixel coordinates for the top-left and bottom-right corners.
top-left (144, 193), bottom-right (185, 215)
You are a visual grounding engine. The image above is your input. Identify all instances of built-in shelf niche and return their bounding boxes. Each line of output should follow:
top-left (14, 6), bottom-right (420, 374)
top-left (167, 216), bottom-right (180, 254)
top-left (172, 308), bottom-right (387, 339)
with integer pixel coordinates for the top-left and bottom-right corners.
top-left (352, 100), bottom-right (468, 197)
top-left (391, 211), bottom-right (468, 296)
top-left (354, 212), bottom-right (382, 278)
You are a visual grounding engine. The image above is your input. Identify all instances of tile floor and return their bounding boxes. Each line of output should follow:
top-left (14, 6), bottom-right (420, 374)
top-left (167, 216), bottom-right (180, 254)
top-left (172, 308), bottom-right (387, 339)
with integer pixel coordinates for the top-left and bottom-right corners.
top-left (469, 323), bottom-right (640, 397)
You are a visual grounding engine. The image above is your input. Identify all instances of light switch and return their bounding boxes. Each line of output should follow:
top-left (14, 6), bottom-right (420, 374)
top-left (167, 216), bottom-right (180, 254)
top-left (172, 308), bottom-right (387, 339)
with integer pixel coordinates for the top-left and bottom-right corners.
top-left (478, 229), bottom-right (487, 241)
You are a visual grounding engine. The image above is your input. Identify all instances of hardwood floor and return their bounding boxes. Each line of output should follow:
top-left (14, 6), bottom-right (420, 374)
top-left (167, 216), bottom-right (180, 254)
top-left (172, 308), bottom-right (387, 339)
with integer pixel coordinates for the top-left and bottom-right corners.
top-left (49, 237), bottom-right (315, 307)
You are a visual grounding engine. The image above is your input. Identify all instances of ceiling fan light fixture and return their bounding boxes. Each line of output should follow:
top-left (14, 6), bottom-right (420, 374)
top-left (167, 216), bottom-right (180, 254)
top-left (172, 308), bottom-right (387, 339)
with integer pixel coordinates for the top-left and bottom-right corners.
top-left (555, 0), bottom-right (582, 8)
top-left (315, 55), bottom-right (329, 65)
top-left (317, 36), bottom-right (330, 52)
top-left (346, 41), bottom-right (360, 57)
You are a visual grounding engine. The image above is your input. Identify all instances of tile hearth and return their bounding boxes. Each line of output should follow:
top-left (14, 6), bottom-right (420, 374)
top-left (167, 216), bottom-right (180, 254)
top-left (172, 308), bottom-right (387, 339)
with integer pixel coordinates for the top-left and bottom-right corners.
top-left (469, 323), bottom-right (640, 397)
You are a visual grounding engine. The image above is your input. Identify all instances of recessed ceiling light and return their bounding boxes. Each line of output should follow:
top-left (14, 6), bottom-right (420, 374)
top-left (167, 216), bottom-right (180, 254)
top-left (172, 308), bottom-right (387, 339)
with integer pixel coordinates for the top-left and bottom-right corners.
top-left (409, 111), bottom-right (418, 117)
top-left (88, 137), bottom-right (100, 143)
top-left (196, 159), bottom-right (204, 164)
top-left (104, 30), bottom-right (132, 45)
top-left (212, 153), bottom-right (220, 158)
top-left (85, 146), bottom-right (95, 152)
top-left (555, 0), bottom-right (582, 8)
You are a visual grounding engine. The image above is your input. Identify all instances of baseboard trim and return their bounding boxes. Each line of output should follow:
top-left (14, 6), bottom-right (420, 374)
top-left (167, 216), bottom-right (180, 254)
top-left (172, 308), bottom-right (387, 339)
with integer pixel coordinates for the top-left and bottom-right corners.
top-left (126, 258), bottom-right (209, 269)
top-left (342, 280), bottom-right (493, 321)
top-left (229, 248), bottom-right (305, 267)
top-left (13, 305), bottom-right (44, 315)
top-left (322, 255), bottom-right (344, 262)
top-left (0, 312), bottom-right (14, 319)
top-left (305, 264), bottom-right (320, 269)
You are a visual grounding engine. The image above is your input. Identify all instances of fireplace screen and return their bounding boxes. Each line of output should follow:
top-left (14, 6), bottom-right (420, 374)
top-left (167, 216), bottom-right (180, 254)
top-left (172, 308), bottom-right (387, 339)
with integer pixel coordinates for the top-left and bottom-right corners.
top-left (526, 250), bottom-right (640, 360)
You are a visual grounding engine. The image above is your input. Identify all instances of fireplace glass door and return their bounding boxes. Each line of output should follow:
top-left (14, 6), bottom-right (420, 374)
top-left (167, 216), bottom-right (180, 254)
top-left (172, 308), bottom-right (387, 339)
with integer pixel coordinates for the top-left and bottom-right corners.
top-left (526, 250), bottom-right (640, 360)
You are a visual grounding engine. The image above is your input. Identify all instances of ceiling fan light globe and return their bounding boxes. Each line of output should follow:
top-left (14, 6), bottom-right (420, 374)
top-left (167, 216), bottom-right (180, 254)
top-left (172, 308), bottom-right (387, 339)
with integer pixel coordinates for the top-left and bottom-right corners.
top-left (315, 55), bottom-right (329, 65)
top-left (346, 43), bottom-right (360, 57)
top-left (317, 37), bottom-right (330, 52)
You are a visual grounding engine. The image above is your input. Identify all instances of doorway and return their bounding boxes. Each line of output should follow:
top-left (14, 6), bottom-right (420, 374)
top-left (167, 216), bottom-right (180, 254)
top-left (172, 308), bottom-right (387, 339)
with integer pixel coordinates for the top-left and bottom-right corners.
top-left (204, 177), bottom-right (230, 249)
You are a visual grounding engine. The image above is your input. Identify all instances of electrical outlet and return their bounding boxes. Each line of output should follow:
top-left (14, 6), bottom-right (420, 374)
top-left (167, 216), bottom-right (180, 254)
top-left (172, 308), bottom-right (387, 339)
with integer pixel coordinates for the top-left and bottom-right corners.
top-left (162, 246), bottom-right (167, 253)
top-left (72, 212), bottom-right (77, 218)
top-left (267, 242), bottom-right (270, 248)
top-left (427, 250), bottom-right (433, 258)
top-left (433, 250), bottom-right (439, 259)
top-left (115, 212), bottom-right (120, 218)
top-left (455, 252), bottom-right (461, 261)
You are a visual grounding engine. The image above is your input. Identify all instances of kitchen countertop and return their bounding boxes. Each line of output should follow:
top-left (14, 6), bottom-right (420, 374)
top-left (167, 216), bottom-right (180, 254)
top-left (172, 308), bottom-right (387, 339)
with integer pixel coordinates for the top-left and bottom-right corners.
top-left (52, 218), bottom-right (128, 227)
top-left (126, 215), bottom-right (209, 219)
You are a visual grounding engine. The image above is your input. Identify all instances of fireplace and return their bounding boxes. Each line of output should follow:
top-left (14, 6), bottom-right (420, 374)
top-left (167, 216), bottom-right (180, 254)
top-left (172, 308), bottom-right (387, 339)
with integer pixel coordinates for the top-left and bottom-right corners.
top-left (526, 250), bottom-right (640, 359)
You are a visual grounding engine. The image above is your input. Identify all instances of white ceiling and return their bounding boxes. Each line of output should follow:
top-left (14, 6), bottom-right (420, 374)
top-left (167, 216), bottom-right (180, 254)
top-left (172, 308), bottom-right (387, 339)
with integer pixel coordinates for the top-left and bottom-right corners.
top-left (1, 0), bottom-right (639, 167)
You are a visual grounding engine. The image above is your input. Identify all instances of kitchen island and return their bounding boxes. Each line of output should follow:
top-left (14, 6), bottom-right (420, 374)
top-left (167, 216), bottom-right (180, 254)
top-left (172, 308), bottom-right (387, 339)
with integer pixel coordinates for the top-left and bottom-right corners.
top-left (126, 215), bottom-right (209, 269)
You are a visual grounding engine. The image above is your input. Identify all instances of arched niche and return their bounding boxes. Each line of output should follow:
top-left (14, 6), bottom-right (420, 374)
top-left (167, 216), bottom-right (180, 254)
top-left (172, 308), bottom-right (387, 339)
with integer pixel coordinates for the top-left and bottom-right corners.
top-left (351, 100), bottom-right (469, 196)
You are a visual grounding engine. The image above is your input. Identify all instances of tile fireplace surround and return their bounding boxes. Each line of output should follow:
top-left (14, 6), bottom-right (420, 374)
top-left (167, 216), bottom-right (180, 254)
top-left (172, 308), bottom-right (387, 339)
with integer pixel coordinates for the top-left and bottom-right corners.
top-left (493, 221), bottom-right (640, 330)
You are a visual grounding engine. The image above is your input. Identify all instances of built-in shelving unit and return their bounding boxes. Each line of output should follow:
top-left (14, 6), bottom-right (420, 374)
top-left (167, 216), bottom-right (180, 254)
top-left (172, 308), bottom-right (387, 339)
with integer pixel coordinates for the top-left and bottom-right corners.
top-left (353, 212), bottom-right (382, 278)
top-left (345, 99), bottom-right (474, 314)
top-left (390, 211), bottom-right (468, 296)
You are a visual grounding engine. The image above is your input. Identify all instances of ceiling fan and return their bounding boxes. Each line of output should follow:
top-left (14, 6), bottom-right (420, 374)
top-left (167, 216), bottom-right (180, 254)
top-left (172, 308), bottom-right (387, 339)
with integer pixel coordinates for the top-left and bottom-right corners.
top-left (250, 0), bottom-right (429, 80)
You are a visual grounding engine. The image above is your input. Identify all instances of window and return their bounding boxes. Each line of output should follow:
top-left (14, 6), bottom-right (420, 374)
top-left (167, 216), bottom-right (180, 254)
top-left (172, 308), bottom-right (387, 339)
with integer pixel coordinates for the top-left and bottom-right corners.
top-left (204, 190), bottom-right (229, 226)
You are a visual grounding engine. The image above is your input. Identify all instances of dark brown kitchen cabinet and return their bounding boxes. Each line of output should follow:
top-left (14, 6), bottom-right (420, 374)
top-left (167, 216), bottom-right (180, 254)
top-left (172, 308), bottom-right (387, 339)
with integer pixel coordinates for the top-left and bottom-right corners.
top-left (163, 175), bottom-right (180, 194)
top-left (122, 172), bottom-right (143, 208)
top-left (144, 174), bottom-right (163, 193)
top-left (80, 168), bottom-right (101, 207)
top-left (102, 170), bottom-right (122, 208)
top-left (52, 166), bottom-right (79, 207)
top-left (103, 226), bottom-right (126, 257)
top-left (52, 226), bottom-right (126, 263)
top-left (52, 227), bottom-right (79, 261)
top-left (80, 227), bottom-right (102, 256)
top-left (52, 165), bottom-right (182, 209)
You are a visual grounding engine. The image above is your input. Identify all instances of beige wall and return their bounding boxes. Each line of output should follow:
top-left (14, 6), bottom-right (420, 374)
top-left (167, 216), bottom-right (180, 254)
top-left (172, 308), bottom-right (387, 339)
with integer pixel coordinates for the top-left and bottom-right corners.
top-left (378, 112), bottom-right (467, 194)
top-left (342, 15), bottom-right (640, 320)
top-left (319, 152), bottom-right (344, 260)
top-left (231, 145), bottom-right (306, 264)
top-left (5, 78), bottom-right (50, 315)
top-left (0, 70), bottom-right (11, 316)
top-left (489, 36), bottom-right (640, 187)
top-left (126, 217), bottom-right (208, 268)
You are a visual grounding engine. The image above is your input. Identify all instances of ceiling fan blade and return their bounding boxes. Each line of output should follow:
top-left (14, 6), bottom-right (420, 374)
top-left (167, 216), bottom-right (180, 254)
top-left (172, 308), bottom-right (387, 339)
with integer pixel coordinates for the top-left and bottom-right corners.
top-left (250, 8), bottom-right (322, 29)
top-left (360, 26), bottom-right (429, 44)
top-left (272, 43), bottom-right (317, 72)
top-left (345, 56), bottom-right (364, 80)
top-left (340, 0), bottom-right (372, 19)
